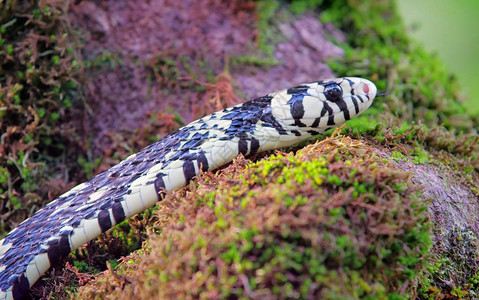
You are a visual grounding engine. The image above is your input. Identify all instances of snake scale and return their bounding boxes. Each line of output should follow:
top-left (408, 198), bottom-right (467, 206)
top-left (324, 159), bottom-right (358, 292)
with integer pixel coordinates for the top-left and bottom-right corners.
top-left (0, 77), bottom-right (377, 299)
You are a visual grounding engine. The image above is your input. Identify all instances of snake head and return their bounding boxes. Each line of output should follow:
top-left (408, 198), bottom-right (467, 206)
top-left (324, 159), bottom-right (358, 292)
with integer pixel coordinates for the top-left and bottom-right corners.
top-left (271, 77), bottom-right (377, 133)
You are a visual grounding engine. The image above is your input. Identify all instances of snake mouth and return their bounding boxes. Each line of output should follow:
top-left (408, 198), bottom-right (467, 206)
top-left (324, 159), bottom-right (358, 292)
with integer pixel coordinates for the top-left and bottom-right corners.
top-left (342, 94), bottom-right (375, 112)
top-left (333, 101), bottom-right (373, 119)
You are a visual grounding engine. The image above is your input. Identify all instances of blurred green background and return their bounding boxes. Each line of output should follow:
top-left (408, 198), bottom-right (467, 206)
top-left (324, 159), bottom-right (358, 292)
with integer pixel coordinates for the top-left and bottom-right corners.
top-left (398, 0), bottom-right (479, 113)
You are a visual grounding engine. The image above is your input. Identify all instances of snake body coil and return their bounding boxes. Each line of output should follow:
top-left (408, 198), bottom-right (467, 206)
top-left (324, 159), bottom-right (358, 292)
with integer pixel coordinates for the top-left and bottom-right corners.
top-left (0, 77), bottom-right (377, 299)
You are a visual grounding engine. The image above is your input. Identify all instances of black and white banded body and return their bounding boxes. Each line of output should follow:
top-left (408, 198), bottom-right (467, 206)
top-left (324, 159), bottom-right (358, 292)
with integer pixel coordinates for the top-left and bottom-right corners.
top-left (0, 77), bottom-right (377, 299)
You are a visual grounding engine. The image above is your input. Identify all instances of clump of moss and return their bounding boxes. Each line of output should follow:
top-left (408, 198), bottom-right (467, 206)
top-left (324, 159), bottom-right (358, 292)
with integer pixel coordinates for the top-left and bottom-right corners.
top-left (418, 227), bottom-right (479, 298)
top-left (0, 1), bottom-right (84, 234)
top-left (76, 136), bottom-right (431, 299)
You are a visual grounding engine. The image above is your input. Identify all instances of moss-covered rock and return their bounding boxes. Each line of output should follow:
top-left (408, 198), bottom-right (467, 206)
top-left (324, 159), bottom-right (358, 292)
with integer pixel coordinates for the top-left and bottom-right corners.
top-left (2, 0), bottom-right (478, 298)
top-left (76, 136), bottom-right (431, 299)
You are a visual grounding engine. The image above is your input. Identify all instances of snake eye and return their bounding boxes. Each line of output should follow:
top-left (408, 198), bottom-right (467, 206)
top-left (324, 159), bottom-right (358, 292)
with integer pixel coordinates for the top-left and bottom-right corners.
top-left (324, 83), bottom-right (343, 102)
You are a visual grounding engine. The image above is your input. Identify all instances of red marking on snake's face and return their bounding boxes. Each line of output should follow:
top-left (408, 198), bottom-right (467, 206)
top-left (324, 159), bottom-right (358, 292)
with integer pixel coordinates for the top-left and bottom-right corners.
top-left (363, 84), bottom-right (369, 94)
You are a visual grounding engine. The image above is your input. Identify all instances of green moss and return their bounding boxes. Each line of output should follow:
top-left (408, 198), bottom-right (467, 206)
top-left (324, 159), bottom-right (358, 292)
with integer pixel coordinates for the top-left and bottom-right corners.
top-left (84, 51), bottom-right (124, 69)
top-left (255, 0), bottom-right (478, 157)
top-left (390, 147), bottom-right (431, 165)
top-left (73, 261), bottom-right (99, 274)
top-left (0, 2), bottom-right (85, 234)
top-left (230, 55), bottom-right (279, 67)
top-left (76, 137), bottom-right (431, 299)
top-left (77, 156), bottom-right (102, 180)
top-left (411, 147), bottom-right (431, 164)
top-left (320, 0), bottom-right (476, 131)
top-left (417, 227), bottom-right (479, 298)
top-left (5, 0), bottom-right (475, 297)
top-left (391, 150), bottom-right (406, 163)
top-left (256, 0), bottom-right (281, 57)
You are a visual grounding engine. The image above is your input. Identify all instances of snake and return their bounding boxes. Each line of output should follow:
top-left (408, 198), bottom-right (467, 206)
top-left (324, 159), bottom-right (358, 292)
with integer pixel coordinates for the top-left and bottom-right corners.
top-left (0, 77), bottom-right (377, 299)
